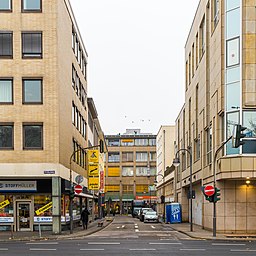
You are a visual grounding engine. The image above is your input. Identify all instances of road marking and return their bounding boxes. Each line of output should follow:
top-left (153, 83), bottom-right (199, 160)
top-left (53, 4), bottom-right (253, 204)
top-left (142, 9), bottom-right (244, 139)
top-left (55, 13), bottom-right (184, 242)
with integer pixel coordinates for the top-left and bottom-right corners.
top-left (212, 243), bottom-right (246, 246)
top-left (0, 248), bottom-right (8, 251)
top-left (88, 242), bottom-right (120, 245)
top-left (26, 242), bottom-right (58, 245)
top-left (29, 248), bottom-right (57, 251)
top-left (80, 249), bottom-right (105, 251)
top-left (116, 226), bottom-right (120, 229)
top-left (130, 249), bottom-right (156, 251)
top-left (151, 225), bottom-right (156, 229)
top-left (121, 225), bottom-right (125, 228)
top-left (149, 242), bottom-right (182, 245)
top-left (231, 249), bottom-right (256, 252)
top-left (180, 249), bottom-right (206, 251)
top-left (135, 229), bottom-right (139, 232)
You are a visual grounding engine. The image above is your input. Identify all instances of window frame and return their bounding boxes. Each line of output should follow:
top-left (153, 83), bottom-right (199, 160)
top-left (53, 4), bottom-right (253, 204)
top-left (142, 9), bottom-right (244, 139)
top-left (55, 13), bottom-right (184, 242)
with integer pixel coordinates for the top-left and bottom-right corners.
top-left (22, 32), bottom-right (43, 58)
top-left (0, 78), bottom-right (13, 104)
top-left (22, 0), bottom-right (42, 12)
top-left (0, 0), bottom-right (12, 12)
top-left (23, 123), bottom-right (43, 150)
top-left (22, 78), bottom-right (43, 104)
top-left (0, 32), bottom-right (13, 58)
top-left (0, 122), bottom-right (14, 150)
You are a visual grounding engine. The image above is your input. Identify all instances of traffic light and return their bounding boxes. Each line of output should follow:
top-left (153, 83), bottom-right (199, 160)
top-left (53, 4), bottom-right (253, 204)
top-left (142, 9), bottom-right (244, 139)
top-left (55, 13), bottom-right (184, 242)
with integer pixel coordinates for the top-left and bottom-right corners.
top-left (70, 186), bottom-right (75, 199)
top-left (160, 195), bottom-right (165, 203)
top-left (213, 187), bottom-right (221, 202)
top-left (99, 139), bottom-right (104, 153)
top-left (232, 124), bottom-right (246, 148)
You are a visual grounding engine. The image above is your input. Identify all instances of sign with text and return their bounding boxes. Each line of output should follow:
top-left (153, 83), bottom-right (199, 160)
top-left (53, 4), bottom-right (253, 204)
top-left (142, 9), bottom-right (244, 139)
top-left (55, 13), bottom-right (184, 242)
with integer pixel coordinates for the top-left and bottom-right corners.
top-left (0, 200), bottom-right (10, 209)
top-left (35, 202), bottom-right (53, 216)
top-left (88, 150), bottom-right (99, 163)
top-left (88, 164), bottom-right (99, 177)
top-left (88, 177), bottom-right (99, 190)
top-left (0, 181), bottom-right (37, 192)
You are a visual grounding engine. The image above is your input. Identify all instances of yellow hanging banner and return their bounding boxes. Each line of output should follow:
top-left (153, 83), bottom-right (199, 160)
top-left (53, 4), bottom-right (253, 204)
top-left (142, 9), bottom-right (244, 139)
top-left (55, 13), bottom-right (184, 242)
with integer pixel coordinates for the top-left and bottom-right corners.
top-left (0, 200), bottom-right (10, 209)
top-left (35, 202), bottom-right (53, 215)
top-left (88, 177), bottom-right (99, 190)
top-left (88, 150), bottom-right (99, 163)
top-left (88, 164), bottom-right (99, 177)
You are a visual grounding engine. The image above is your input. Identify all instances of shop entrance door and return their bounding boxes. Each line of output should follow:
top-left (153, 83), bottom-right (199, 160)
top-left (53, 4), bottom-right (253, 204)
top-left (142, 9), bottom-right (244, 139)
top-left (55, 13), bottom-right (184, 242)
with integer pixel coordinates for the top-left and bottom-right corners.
top-left (17, 202), bottom-right (32, 231)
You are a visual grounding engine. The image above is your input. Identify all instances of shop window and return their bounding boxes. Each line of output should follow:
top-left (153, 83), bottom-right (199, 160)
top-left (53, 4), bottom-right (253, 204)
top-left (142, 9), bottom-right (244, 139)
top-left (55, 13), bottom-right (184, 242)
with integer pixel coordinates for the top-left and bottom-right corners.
top-left (34, 195), bottom-right (52, 216)
top-left (0, 123), bottom-right (13, 149)
top-left (0, 195), bottom-right (13, 222)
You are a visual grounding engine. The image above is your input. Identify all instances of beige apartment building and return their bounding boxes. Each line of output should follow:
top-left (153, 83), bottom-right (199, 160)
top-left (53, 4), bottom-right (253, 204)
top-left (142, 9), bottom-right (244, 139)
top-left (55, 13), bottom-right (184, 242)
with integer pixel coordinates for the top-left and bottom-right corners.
top-left (155, 126), bottom-right (175, 218)
top-left (175, 0), bottom-right (256, 233)
top-left (104, 129), bottom-right (157, 214)
top-left (0, 0), bottom-right (103, 233)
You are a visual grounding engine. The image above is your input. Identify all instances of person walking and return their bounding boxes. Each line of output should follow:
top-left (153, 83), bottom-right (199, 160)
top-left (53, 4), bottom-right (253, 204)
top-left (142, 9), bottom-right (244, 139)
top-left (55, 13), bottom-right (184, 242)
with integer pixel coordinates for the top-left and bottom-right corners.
top-left (81, 208), bottom-right (90, 230)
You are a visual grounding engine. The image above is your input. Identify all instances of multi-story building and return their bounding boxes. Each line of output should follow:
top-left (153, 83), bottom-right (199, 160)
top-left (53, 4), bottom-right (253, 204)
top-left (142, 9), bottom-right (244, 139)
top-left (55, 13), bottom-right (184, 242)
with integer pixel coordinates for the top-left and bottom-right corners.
top-left (0, 0), bottom-right (104, 233)
top-left (104, 129), bottom-right (157, 214)
top-left (175, 0), bottom-right (256, 233)
top-left (155, 125), bottom-right (175, 218)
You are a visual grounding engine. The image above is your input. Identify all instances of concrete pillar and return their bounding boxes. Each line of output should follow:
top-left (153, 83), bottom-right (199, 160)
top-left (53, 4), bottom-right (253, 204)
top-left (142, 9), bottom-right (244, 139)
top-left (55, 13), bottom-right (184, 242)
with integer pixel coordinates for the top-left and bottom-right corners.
top-left (52, 177), bottom-right (61, 234)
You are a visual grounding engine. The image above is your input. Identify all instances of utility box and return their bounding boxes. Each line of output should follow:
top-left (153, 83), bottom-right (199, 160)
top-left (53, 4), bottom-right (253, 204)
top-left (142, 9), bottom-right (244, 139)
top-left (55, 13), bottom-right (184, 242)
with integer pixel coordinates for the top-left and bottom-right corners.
top-left (166, 203), bottom-right (182, 223)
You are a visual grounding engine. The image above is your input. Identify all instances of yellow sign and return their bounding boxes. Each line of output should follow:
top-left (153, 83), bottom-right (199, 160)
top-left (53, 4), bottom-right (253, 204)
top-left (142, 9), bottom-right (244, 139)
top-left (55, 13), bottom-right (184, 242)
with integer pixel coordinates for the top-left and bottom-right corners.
top-left (88, 177), bottom-right (99, 190)
top-left (88, 150), bottom-right (99, 163)
top-left (35, 202), bottom-right (53, 215)
top-left (0, 200), bottom-right (10, 209)
top-left (88, 164), bottom-right (99, 177)
top-left (121, 139), bottom-right (134, 143)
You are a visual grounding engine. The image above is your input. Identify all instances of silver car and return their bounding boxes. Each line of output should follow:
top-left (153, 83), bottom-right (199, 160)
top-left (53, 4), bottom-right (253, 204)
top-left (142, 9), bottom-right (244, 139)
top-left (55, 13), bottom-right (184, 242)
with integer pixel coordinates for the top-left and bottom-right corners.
top-left (144, 211), bottom-right (159, 223)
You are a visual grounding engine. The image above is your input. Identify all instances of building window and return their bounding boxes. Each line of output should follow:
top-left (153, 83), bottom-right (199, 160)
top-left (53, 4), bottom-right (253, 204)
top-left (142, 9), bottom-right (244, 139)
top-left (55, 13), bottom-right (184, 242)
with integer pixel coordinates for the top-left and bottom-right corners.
top-left (212, 0), bottom-right (219, 29)
top-left (149, 138), bottom-right (156, 146)
top-left (22, 32), bottom-right (42, 58)
top-left (0, 124), bottom-right (13, 149)
top-left (199, 16), bottom-right (205, 58)
top-left (121, 139), bottom-right (134, 146)
top-left (226, 37), bottom-right (239, 67)
top-left (206, 127), bottom-right (212, 164)
top-left (0, 32), bottom-right (13, 58)
top-left (108, 152), bottom-right (120, 162)
top-left (136, 152), bottom-right (148, 162)
top-left (23, 124), bottom-right (43, 149)
top-left (107, 167), bottom-right (120, 177)
top-left (108, 139), bottom-right (120, 146)
top-left (22, 79), bottom-right (42, 104)
top-left (136, 166), bottom-right (149, 176)
top-left (22, 0), bottom-right (41, 12)
top-left (150, 152), bottom-right (156, 161)
top-left (0, 0), bottom-right (11, 11)
top-left (122, 167), bottom-right (134, 176)
top-left (0, 79), bottom-right (12, 103)
top-left (242, 111), bottom-right (256, 154)
top-left (135, 139), bottom-right (148, 146)
top-left (122, 152), bottom-right (133, 162)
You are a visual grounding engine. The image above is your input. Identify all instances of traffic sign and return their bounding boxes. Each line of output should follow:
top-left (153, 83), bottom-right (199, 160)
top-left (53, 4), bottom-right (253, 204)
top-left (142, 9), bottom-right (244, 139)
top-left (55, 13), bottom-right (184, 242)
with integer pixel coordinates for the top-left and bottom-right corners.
top-left (75, 175), bottom-right (84, 184)
top-left (74, 184), bottom-right (83, 194)
top-left (204, 185), bottom-right (215, 196)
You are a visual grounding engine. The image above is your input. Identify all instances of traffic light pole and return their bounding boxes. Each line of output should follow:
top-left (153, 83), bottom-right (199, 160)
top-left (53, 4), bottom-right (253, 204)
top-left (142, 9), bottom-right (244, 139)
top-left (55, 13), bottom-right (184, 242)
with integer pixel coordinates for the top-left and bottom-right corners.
top-left (212, 136), bottom-right (232, 237)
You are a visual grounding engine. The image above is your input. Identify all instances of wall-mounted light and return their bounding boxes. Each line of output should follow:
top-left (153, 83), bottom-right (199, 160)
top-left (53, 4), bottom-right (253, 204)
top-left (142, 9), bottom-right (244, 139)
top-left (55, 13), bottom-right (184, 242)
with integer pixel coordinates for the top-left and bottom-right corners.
top-left (246, 177), bottom-right (250, 186)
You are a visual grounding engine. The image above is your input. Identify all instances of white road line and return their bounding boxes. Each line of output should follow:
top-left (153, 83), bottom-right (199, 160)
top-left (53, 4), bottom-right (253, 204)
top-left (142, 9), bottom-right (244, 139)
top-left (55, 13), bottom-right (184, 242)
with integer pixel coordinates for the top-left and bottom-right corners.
top-left (135, 229), bottom-right (139, 232)
top-left (151, 225), bottom-right (156, 229)
top-left (130, 249), bottom-right (156, 251)
top-left (212, 243), bottom-right (245, 246)
top-left (121, 225), bottom-right (125, 228)
top-left (29, 248), bottom-right (57, 251)
top-left (231, 249), bottom-right (256, 252)
top-left (180, 249), bottom-right (206, 251)
top-left (26, 242), bottom-right (59, 245)
top-left (80, 249), bottom-right (105, 251)
top-left (0, 248), bottom-right (8, 251)
top-left (149, 242), bottom-right (182, 245)
top-left (88, 242), bottom-right (120, 245)
top-left (116, 226), bottom-right (120, 229)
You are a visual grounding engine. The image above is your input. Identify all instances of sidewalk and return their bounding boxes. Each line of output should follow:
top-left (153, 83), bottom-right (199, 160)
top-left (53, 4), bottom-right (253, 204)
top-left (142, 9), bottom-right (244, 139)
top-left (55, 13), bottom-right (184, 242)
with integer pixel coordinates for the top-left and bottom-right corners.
top-left (0, 218), bottom-right (113, 242)
top-left (167, 222), bottom-right (256, 241)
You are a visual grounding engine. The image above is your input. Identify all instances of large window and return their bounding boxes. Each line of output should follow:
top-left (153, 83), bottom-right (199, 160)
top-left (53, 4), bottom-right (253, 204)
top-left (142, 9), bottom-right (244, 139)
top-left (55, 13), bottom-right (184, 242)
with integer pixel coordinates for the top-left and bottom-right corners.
top-left (108, 152), bottom-right (120, 162)
top-left (136, 152), bottom-right (148, 162)
top-left (0, 124), bottom-right (13, 149)
top-left (22, 79), bottom-right (42, 104)
top-left (121, 139), bottom-right (134, 146)
top-left (22, 0), bottom-right (41, 12)
top-left (242, 111), bottom-right (256, 154)
top-left (23, 124), bottom-right (43, 149)
top-left (122, 152), bottom-right (133, 162)
top-left (122, 167), bottom-right (134, 177)
top-left (22, 32), bottom-right (42, 58)
top-left (0, 79), bottom-right (12, 103)
top-left (0, 32), bottom-right (12, 58)
top-left (135, 139), bottom-right (148, 146)
top-left (0, 0), bottom-right (11, 11)
top-left (108, 139), bottom-right (120, 146)
top-left (136, 166), bottom-right (149, 176)
top-left (226, 111), bottom-right (239, 155)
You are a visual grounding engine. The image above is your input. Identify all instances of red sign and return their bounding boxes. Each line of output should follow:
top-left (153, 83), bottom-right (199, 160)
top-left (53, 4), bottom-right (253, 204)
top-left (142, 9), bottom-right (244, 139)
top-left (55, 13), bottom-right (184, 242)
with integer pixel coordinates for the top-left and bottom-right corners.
top-left (74, 184), bottom-right (83, 194)
top-left (204, 185), bottom-right (215, 196)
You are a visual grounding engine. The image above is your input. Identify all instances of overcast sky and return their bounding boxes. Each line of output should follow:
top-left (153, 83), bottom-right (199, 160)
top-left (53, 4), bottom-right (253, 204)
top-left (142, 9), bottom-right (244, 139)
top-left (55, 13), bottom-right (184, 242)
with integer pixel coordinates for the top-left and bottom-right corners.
top-left (70, 0), bottom-right (199, 135)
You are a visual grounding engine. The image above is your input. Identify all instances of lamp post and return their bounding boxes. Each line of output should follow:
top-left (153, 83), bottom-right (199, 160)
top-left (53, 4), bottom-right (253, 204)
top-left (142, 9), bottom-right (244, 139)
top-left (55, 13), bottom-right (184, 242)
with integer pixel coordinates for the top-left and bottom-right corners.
top-left (173, 148), bottom-right (193, 232)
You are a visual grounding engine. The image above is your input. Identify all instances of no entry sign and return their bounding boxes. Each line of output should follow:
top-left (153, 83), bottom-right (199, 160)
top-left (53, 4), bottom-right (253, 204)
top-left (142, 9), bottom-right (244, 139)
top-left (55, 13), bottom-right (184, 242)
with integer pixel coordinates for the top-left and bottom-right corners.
top-left (74, 184), bottom-right (83, 194)
top-left (204, 185), bottom-right (215, 196)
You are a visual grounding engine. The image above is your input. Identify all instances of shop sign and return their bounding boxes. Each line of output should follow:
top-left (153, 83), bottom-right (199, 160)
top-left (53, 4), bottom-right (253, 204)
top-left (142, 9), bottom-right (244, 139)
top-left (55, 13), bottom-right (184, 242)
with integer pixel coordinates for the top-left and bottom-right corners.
top-left (44, 170), bottom-right (55, 174)
top-left (88, 164), bottom-right (99, 177)
top-left (88, 177), bottom-right (99, 190)
top-left (88, 150), bottom-right (99, 163)
top-left (35, 202), bottom-right (53, 215)
top-left (0, 217), bottom-right (14, 223)
top-left (0, 199), bottom-right (10, 209)
top-left (0, 181), bottom-right (37, 192)
top-left (34, 216), bottom-right (67, 223)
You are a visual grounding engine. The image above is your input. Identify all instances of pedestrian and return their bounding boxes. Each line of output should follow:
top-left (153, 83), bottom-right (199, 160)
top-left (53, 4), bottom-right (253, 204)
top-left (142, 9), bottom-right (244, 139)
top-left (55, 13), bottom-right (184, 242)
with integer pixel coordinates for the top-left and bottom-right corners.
top-left (81, 208), bottom-right (90, 230)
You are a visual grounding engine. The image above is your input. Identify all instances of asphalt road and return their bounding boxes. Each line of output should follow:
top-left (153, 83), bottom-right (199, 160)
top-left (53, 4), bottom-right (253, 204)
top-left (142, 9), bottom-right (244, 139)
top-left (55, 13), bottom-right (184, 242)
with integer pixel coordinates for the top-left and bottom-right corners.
top-left (0, 216), bottom-right (256, 255)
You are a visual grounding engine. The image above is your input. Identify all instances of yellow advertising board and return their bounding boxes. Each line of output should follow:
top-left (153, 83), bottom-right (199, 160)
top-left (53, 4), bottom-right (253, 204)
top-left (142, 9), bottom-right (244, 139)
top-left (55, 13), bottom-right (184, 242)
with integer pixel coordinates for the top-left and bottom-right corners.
top-left (35, 202), bottom-right (53, 215)
top-left (88, 150), bottom-right (99, 163)
top-left (88, 177), bottom-right (99, 190)
top-left (88, 164), bottom-right (99, 177)
top-left (0, 199), bottom-right (10, 209)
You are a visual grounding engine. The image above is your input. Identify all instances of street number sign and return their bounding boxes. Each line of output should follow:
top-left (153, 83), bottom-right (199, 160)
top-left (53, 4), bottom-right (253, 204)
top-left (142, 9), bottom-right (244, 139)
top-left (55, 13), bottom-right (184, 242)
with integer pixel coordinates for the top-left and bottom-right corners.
top-left (204, 185), bottom-right (215, 196)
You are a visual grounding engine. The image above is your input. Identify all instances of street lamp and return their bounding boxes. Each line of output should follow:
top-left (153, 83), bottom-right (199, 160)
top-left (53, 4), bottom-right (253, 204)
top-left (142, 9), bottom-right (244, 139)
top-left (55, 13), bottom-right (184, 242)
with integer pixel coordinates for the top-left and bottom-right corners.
top-left (173, 148), bottom-right (193, 232)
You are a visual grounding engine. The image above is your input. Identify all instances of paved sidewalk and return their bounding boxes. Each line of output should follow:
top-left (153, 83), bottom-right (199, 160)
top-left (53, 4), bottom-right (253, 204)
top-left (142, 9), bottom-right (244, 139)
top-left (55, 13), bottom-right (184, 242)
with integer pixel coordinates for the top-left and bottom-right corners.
top-left (0, 218), bottom-right (113, 242)
top-left (167, 222), bottom-right (256, 241)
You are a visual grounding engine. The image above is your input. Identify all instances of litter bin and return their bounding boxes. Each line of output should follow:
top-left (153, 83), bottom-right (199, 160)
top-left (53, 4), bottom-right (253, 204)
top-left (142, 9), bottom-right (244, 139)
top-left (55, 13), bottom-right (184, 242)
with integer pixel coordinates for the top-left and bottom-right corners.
top-left (166, 203), bottom-right (182, 223)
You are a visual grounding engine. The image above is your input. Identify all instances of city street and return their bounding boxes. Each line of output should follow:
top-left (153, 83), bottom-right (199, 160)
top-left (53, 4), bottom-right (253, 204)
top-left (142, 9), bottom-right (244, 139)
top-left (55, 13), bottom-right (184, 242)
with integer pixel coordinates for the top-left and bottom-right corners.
top-left (0, 216), bottom-right (256, 255)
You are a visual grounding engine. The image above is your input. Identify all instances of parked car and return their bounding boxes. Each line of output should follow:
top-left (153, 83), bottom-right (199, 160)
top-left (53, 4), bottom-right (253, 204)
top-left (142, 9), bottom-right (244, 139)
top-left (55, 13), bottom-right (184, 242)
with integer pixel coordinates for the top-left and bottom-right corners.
top-left (144, 211), bottom-right (159, 223)
top-left (132, 207), bottom-right (141, 218)
top-left (139, 208), bottom-right (154, 222)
